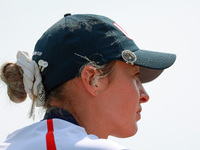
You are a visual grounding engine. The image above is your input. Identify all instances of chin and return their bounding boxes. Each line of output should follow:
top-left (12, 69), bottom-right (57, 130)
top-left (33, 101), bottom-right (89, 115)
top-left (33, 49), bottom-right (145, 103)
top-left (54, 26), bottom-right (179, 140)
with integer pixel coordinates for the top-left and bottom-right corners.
top-left (113, 124), bottom-right (138, 138)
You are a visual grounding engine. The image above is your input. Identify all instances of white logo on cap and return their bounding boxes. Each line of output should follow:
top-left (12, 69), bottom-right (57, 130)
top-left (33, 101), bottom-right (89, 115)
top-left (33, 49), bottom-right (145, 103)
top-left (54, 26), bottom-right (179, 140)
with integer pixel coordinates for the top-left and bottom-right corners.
top-left (33, 51), bottom-right (43, 56)
top-left (38, 60), bottom-right (48, 72)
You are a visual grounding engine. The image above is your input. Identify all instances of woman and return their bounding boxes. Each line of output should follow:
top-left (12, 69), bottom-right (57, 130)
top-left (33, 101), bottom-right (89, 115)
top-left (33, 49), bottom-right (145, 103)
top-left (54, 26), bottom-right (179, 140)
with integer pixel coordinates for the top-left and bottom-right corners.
top-left (0, 13), bottom-right (176, 150)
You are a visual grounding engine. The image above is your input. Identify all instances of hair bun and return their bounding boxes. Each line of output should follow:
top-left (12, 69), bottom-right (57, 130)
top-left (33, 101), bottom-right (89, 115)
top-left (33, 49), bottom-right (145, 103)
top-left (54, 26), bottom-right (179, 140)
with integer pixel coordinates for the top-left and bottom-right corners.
top-left (1, 63), bottom-right (27, 103)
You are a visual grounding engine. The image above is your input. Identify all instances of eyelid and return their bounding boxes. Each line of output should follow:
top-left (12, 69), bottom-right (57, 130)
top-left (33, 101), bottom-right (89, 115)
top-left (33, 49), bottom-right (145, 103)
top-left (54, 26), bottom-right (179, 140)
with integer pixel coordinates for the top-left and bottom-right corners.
top-left (135, 72), bottom-right (140, 76)
top-left (135, 71), bottom-right (140, 77)
top-left (132, 71), bottom-right (140, 80)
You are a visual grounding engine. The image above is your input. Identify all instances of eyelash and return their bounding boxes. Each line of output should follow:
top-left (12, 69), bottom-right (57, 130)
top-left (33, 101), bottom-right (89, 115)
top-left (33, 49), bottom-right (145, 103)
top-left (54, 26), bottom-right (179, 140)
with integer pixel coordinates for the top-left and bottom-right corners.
top-left (135, 72), bottom-right (140, 77)
top-left (135, 72), bottom-right (140, 76)
top-left (132, 72), bottom-right (140, 80)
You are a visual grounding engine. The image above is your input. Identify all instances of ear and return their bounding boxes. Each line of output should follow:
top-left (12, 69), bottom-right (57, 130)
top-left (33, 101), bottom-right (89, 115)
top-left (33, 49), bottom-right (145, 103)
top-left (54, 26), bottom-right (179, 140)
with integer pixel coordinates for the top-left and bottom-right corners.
top-left (81, 65), bottom-right (108, 96)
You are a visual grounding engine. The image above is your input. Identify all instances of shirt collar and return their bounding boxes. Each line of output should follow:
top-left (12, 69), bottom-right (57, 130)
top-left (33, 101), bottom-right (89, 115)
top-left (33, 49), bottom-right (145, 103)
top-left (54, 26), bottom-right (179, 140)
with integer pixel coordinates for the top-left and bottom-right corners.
top-left (43, 107), bottom-right (79, 126)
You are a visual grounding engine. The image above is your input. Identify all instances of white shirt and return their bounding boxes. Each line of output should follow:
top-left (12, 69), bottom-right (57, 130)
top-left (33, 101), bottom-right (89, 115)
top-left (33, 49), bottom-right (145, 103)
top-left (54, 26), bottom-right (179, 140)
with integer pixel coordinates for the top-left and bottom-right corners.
top-left (0, 118), bottom-right (129, 150)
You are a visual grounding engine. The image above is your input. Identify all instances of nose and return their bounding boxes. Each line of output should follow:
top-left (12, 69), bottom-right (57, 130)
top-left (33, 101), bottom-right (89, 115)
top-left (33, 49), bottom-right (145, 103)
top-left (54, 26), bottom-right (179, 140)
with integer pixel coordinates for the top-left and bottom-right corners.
top-left (140, 90), bottom-right (149, 103)
top-left (138, 81), bottom-right (149, 103)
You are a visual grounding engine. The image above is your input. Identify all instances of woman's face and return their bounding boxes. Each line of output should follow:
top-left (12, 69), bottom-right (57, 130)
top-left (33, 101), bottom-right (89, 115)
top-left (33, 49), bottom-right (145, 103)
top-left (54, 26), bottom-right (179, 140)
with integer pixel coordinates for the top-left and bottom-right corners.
top-left (101, 61), bottom-right (149, 138)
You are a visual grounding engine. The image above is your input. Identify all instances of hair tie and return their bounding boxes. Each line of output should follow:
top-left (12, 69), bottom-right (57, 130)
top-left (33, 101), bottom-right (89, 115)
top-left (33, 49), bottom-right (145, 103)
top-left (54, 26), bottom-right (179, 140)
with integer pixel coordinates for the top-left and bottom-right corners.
top-left (16, 51), bottom-right (45, 107)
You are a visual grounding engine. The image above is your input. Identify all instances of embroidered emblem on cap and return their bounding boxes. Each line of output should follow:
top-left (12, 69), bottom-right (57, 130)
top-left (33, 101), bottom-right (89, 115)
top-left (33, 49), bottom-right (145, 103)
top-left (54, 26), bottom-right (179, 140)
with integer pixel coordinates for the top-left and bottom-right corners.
top-left (122, 50), bottom-right (137, 65)
top-left (38, 60), bottom-right (48, 72)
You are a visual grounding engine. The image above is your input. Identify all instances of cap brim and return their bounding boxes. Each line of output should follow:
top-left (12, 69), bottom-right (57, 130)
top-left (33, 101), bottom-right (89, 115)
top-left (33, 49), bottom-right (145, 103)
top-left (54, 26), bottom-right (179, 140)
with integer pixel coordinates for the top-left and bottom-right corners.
top-left (133, 49), bottom-right (176, 83)
top-left (139, 67), bottom-right (164, 83)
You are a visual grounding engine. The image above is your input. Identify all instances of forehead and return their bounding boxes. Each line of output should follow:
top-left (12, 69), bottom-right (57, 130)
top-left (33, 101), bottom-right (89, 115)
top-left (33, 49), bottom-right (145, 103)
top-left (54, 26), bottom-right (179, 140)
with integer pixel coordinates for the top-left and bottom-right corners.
top-left (113, 61), bottom-right (140, 73)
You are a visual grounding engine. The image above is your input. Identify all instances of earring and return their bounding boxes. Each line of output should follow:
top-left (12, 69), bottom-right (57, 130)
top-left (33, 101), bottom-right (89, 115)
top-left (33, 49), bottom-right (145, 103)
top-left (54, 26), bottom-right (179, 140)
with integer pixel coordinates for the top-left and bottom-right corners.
top-left (95, 91), bottom-right (98, 95)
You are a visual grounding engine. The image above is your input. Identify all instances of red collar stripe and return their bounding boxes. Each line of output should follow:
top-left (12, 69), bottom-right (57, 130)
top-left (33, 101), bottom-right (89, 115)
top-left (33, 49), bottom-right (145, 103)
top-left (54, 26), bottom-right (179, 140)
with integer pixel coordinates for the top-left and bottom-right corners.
top-left (46, 119), bottom-right (56, 150)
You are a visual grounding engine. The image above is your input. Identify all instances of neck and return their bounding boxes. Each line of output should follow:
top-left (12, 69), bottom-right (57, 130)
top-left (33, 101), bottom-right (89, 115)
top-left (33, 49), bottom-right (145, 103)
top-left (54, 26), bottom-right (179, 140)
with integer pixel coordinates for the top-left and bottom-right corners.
top-left (75, 113), bottom-right (110, 139)
top-left (71, 102), bottom-right (111, 139)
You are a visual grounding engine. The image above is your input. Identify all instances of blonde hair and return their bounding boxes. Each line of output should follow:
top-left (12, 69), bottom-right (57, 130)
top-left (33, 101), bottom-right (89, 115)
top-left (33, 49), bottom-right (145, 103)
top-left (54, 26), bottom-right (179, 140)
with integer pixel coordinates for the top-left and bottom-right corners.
top-left (45, 61), bottom-right (116, 108)
top-left (1, 63), bottom-right (27, 103)
top-left (0, 60), bottom-right (116, 115)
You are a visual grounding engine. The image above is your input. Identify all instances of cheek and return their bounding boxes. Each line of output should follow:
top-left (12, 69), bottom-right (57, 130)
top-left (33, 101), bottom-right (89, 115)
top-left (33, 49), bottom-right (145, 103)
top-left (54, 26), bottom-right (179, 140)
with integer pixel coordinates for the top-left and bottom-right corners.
top-left (114, 78), bottom-right (140, 112)
top-left (124, 79), bottom-right (140, 116)
top-left (126, 78), bottom-right (140, 102)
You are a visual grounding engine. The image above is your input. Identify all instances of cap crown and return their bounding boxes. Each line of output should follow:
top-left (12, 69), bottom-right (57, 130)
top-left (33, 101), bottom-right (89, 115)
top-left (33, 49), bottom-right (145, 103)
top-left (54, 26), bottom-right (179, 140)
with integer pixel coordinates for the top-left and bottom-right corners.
top-left (33, 14), bottom-right (139, 92)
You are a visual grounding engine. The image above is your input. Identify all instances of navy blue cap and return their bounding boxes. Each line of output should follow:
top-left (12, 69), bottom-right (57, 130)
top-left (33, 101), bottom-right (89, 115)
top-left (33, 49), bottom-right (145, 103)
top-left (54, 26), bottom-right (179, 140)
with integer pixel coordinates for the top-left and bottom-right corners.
top-left (32, 13), bottom-right (176, 92)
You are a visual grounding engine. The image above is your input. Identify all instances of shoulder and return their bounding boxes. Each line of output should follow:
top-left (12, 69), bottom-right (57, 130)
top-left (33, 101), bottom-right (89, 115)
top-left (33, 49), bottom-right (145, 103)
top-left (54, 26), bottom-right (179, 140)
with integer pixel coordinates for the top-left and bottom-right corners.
top-left (0, 120), bottom-right (48, 150)
top-left (76, 135), bottom-right (129, 150)
top-left (0, 119), bottom-right (130, 150)
top-left (52, 119), bottom-right (129, 149)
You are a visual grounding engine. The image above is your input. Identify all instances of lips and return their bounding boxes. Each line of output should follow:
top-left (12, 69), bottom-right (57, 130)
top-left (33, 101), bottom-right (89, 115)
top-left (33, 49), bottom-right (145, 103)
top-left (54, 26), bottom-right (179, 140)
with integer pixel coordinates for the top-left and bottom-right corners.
top-left (136, 106), bottom-right (142, 120)
top-left (137, 105), bottom-right (142, 113)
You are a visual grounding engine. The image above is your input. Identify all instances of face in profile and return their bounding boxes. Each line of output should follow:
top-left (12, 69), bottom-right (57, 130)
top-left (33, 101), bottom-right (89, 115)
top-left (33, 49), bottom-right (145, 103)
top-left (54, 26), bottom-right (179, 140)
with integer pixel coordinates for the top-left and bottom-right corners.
top-left (100, 61), bottom-right (149, 138)
top-left (61, 60), bottom-right (150, 139)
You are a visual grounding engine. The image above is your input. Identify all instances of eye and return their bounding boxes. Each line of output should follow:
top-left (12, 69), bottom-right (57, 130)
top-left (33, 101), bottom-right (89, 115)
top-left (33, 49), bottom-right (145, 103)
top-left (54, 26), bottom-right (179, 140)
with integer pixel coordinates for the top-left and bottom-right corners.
top-left (135, 72), bottom-right (140, 77)
top-left (132, 72), bottom-right (140, 80)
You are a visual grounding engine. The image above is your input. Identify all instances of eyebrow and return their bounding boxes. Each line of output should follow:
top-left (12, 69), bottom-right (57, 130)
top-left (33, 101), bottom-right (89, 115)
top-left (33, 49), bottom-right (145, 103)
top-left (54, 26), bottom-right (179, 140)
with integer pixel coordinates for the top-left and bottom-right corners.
top-left (128, 65), bottom-right (140, 74)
